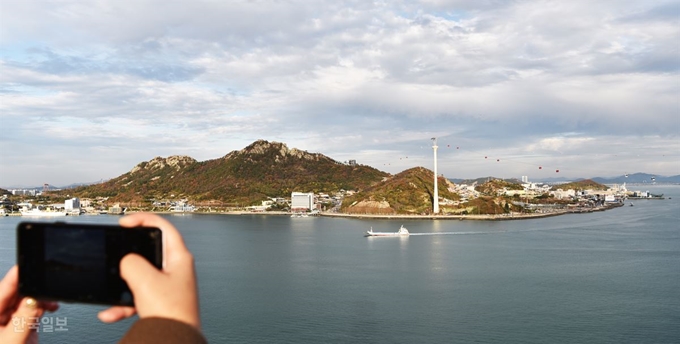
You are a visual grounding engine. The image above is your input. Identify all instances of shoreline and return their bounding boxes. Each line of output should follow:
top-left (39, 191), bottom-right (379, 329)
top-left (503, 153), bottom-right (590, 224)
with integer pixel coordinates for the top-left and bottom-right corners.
top-left (318, 211), bottom-right (568, 220)
top-left (4, 203), bottom-right (624, 221)
top-left (122, 203), bottom-right (623, 221)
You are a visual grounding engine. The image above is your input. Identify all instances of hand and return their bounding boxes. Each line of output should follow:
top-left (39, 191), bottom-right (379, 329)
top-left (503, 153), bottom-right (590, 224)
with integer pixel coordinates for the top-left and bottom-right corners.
top-left (98, 213), bottom-right (201, 330)
top-left (0, 266), bottom-right (59, 344)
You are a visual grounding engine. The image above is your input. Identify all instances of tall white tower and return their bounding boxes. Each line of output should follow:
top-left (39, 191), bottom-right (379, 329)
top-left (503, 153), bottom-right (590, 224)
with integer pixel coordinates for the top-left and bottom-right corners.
top-left (431, 137), bottom-right (440, 214)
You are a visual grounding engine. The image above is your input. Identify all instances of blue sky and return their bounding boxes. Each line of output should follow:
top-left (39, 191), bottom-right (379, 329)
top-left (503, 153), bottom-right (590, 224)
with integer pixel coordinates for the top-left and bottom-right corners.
top-left (1, 0), bottom-right (678, 187)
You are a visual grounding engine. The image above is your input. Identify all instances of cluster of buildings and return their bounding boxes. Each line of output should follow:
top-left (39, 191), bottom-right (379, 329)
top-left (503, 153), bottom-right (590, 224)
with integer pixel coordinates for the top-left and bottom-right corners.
top-left (1, 195), bottom-right (118, 216)
top-left (243, 191), bottom-right (349, 213)
top-left (469, 176), bottom-right (630, 201)
top-left (151, 199), bottom-right (196, 212)
top-left (6, 197), bottom-right (85, 216)
top-left (444, 176), bottom-right (630, 212)
top-left (6, 188), bottom-right (42, 196)
top-left (2, 188), bottom-right (353, 215)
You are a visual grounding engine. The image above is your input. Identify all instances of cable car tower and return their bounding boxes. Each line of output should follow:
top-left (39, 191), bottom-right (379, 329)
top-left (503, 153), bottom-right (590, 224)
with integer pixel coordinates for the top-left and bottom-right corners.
top-left (431, 137), bottom-right (439, 214)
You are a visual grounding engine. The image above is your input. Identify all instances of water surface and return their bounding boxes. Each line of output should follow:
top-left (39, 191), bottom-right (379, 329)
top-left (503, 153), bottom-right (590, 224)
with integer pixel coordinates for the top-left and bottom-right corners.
top-left (1, 185), bottom-right (678, 343)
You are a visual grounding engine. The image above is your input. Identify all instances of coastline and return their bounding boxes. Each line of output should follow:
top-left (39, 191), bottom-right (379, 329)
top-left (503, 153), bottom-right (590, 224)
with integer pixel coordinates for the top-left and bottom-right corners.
top-left (125, 203), bottom-right (623, 221)
top-left (5, 202), bottom-right (625, 220)
top-left (318, 211), bottom-right (567, 221)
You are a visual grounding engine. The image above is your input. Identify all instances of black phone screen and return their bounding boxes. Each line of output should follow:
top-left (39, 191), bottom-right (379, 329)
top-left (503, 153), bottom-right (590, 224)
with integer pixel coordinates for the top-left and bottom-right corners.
top-left (17, 222), bottom-right (163, 306)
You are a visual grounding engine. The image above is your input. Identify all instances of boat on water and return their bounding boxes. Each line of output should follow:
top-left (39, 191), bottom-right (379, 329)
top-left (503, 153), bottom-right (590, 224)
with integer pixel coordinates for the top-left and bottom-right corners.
top-left (628, 191), bottom-right (665, 200)
top-left (20, 208), bottom-right (67, 217)
top-left (365, 225), bottom-right (410, 237)
top-left (291, 213), bottom-right (309, 218)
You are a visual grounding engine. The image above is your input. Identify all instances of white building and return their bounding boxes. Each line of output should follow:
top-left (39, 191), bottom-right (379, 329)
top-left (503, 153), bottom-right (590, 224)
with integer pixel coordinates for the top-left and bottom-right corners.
top-left (64, 198), bottom-right (81, 215)
top-left (65, 198), bottom-right (80, 211)
top-left (11, 189), bottom-right (38, 196)
top-left (291, 192), bottom-right (314, 211)
top-left (552, 189), bottom-right (576, 199)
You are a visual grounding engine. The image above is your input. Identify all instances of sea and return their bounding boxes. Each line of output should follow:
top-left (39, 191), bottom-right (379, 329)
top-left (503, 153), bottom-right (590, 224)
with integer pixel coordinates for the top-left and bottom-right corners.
top-left (1, 185), bottom-right (678, 344)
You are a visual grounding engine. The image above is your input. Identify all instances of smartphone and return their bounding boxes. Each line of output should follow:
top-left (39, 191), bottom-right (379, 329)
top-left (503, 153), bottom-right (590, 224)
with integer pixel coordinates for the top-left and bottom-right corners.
top-left (17, 221), bottom-right (163, 306)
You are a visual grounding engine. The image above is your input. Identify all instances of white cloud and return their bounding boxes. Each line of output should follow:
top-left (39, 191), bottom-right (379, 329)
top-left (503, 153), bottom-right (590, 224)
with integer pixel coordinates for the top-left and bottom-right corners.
top-left (0, 0), bottom-right (678, 186)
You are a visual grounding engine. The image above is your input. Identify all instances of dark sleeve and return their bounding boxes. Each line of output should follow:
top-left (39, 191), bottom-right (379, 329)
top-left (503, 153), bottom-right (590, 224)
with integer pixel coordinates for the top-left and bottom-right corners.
top-left (119, 317), bottom-right (207, 344)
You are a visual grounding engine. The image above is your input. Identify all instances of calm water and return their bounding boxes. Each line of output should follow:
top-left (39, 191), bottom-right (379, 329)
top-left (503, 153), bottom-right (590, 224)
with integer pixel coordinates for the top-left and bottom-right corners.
top-left (1, 185), bottom-right (679, 343)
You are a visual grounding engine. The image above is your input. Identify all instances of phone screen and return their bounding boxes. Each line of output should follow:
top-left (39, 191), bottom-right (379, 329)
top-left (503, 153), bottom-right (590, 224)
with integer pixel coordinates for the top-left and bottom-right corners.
top-left (17, 222), bottom-right (163, 306)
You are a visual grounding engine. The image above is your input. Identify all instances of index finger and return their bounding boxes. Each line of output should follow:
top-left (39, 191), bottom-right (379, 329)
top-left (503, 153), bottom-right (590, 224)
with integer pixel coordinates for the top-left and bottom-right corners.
top-left (0, 266), bottom-right (19, 319)
top-left (119, 213), bottom-right (191, 268)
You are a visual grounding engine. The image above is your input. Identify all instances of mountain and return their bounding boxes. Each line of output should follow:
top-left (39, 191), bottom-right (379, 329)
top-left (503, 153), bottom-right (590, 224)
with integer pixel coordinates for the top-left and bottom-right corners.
top-left (340, 166), bottom-right (460, 215)
top-left (59, 181), bottom-right (104, 189)
top-left (67, 140), bottom-right (388, 204)
top-left (591, 173), bottom-right (680, 184)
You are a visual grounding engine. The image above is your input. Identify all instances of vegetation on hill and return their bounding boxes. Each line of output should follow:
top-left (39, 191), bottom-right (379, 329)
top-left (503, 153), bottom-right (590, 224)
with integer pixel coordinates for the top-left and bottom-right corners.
top-left (340, 167), bottom-right (460, 215)
top-left (475, 179), bottom-right (524, 196)
top-left (553, 179), bottom-right (608, 191)
top-left (65, 140), bottom-right (388, 205)
top-left (464, 197), bottom-right (509, 215)
top-left (453, 177), bottom-right (522, 185)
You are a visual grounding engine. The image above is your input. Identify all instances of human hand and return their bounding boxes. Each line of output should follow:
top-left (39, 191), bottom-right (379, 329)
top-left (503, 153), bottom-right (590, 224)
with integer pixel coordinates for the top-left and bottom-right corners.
top-left (98, 213), bottom-right (201, 329)
top-left (0, 265), bottom-right (59, 344)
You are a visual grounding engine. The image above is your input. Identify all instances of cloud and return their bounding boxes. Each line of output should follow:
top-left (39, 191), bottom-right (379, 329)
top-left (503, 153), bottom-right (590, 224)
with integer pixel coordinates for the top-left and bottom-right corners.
top-left (0, 0), bottom-right (678, 186)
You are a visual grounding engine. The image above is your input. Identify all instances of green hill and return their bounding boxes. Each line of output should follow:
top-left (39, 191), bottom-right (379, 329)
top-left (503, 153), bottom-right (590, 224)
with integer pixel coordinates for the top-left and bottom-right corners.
top-left (475, 178), bottom-right (524, 196)
top-left (67, 140), bottom-right (388, 205)
top-left (340, 166), bottom-right (460, 215)
top-left (553, 179), bottom-right (608, 191)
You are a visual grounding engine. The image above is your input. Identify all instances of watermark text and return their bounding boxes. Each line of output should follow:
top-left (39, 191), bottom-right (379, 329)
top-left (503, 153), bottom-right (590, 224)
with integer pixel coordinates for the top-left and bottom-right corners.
top-left (12, 316), bottom-right (68, 333)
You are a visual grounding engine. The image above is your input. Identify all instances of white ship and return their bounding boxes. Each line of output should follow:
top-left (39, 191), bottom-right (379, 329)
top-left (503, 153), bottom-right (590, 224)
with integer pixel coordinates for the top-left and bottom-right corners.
top-left (365, 225), bottom-right (410, 237)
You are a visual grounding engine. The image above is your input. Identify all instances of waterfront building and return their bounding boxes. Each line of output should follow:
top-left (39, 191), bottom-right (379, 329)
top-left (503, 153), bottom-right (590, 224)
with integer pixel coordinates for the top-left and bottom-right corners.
top-left (65, 197), bottom-right (80, 211)
top-left (65, 197), bottom-right (81, 215)
top-left (291, 192), bottom-right (314, 211)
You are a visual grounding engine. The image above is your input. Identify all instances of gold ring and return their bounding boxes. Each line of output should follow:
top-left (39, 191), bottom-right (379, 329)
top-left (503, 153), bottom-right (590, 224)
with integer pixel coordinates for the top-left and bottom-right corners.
top-left (25, 298), bottom-right (37, 309)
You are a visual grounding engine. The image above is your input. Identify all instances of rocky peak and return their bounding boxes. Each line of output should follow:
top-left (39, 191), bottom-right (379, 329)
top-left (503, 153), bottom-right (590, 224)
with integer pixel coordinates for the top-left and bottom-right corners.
top-left (224, 139), bottom-right (325, 162)
top-left (130, 155), bottom-right (197, 174)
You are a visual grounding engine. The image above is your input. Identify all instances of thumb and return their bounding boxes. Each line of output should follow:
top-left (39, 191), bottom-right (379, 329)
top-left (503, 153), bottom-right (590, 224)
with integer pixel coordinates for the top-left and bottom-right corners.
top-left (120, 254), bottom-right (162, 297)
top-left (4, 297), bottom-right (43, 344)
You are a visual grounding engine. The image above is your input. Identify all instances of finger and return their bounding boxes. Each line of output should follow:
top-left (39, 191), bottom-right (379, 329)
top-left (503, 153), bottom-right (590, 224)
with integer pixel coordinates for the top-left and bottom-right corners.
top-left (40, 301), bottom-right (59, 313)
top-left (120, 213), bottom-right (188, 254)
top-left (97, 306), bottom-right (136, 323)
top-left (3, 297), bottom-right (44, 344)
top-left (0, 266), bottom-right (19, 325)
top-left (120, 254), bottom-right (163, 293)
top-left (119, 213), bottom-right (191, 268)
top-left (0, 266), bottom-right (19, 312)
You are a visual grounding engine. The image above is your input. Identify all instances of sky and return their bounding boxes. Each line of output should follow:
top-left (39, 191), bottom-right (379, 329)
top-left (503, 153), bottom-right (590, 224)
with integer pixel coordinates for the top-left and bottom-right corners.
top-left (1, 0), bottom-right (678, 187)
